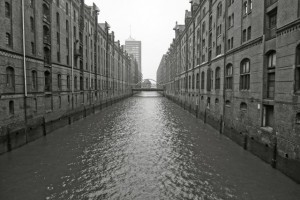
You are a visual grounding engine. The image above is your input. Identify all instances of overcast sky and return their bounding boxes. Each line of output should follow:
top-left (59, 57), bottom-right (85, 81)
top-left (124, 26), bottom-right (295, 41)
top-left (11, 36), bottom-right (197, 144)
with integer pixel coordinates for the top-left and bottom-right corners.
top-left (85, 0), bottom-right (190, 81)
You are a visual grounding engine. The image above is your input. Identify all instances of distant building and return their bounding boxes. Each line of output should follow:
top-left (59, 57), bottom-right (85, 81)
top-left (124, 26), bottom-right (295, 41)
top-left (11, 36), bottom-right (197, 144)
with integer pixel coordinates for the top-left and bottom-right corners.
top-left (125, 37), bottom-right (142, 84)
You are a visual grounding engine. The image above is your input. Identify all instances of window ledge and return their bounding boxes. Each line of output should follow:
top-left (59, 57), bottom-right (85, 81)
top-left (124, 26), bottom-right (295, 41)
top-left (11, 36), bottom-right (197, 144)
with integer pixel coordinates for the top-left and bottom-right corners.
top-left (261, 127), bottom-right (273, 133)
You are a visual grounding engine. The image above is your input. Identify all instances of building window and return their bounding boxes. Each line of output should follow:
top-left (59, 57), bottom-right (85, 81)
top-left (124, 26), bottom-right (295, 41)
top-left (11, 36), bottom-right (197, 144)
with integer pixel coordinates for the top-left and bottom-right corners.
top-left (9, 101), bottom-right (14, 115)
top-left (188, 75), bottom-right (191, 89)
top-left (225, 100), bottom-right (231, 107)
top-left (67, 75), bottom-right (70, 89)
top-left (243, 1), bottom-right (248, 15)
top-left (32, 70), bottom-right (37, 89)
top-left (44, 47), bottom-right (50, 64)
top-left (80, 76), bottom-right (84, 90)
top-left (228, 13), bottom-right (234, 27)
top-left (225, 64), bottom-right (233, 89)
top-left (240, 59), bottom-right (250, 90)
top-left (57, 74), bottom-right (61, 90)
top-left (56, 0), bottom-right (59, 7)
top-left (263, 105), bottom-right (274, 128)
top-left (196, 73), bottom-right (200, 89)
top-left (247, 26), bottom-right (252, 40)
top-left (30, 0), bottom-right (34, 8)
top-left (215, 67), bottom-right (221, 89)
top-left (5, 33), bottom-right (11, 47)
top-left (30, 17), bottom-right (34, 31)
top-left (296, 113), bottom-right (300, 124)
top-left (217, 3), bottom-right (222, 19)
top-left (267, 51), bottom-right (276, 99)
top-left (207, 69), bottom-right (211, 91)
top-left (192, 74), bottom-right (195, 89)
top-left (57, 13), bottom-right (60, 29)
top-left (240, 102), bottom-right (248, 110)
top-left (268, 10), bottom-right (277, 39)
top-left (249, 0), bottom-right (253, 11)
top-left (31, 42), bottom-right (35, 55)
top-left (5, 2), bottom-right (11, 18)
top-left (66, 20), bottom-right (69, 33)
top-left (6, 67), bottom-right (15, 88)
top-left (201, 71), bottom-right (205, 89)
top-left (57, 51), bottom-right (60, 62)
top-left (44, 71), bottom-right (51, 92)
top-left (242, 29), bottom-right (247, 43)
top-left (296, 45), bottom-right (300, 92)
top-left (207, 97), bottom-right (211, 109)
top-left (216, 44), bottom-right (222, 55)
top-left (86, 78), bottom-right (89, 89)
top-left (66, 2), bottom-right (69, 15)
top-left (74, 76), bottom-right (77, 90)
top-left (215, 98), bottom-right (219, 104)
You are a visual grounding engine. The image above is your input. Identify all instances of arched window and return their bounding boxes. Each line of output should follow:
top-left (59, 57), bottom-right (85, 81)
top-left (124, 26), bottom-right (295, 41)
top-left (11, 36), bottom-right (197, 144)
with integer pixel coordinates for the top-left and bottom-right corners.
top-left (225, 100), bottom-right (231, 107)
top-left (215, 98), bottom-right (219, 104)
top-left (9, 101), bottom-right (14, 115)
top-left (240, 59), bottom-right (250, 90)
top-left (196, 73), bottom-right (200, 89)
top-left (6, 67), bottom-right (15, 88)
top-left (240, 102), bottom-right (248, 110)
top-left (267, 51), bottom-right (276, 98)
top-left (32, 70), bottom-right (37, 89)
top-left (44, 71), bottom-right (51, 91)
top-left (5, 2), bottom-right (11, 18)
top-left (207, 97), bottom-right (211, 109)
top-left (57, 74), bottom-right (62, 90)
top-left (296, 45), bottom-right (300, 92)
top-left (215, 67), bottom-right (221, 89)
top-left (67, 75), bottom-right (70, 89)
top-left (201, 71), bottom-right (205, 89)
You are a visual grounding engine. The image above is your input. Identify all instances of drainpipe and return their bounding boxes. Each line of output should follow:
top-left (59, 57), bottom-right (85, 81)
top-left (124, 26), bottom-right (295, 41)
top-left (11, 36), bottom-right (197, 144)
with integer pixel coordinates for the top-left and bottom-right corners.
top-left (22, 0), bottom-right (28, 124)
top-left (71, 1), bottom-right (74, 109)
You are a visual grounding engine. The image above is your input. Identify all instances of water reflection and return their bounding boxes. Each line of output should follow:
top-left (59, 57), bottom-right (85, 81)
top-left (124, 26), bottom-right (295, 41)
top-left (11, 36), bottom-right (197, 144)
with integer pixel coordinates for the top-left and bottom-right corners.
top-left (0, 92), bottom-right (299, 200)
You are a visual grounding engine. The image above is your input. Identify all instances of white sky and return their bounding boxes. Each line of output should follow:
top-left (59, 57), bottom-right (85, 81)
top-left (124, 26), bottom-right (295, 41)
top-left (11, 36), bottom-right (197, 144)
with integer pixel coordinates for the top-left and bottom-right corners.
top-left (85, 0), bottom-right (190, 81)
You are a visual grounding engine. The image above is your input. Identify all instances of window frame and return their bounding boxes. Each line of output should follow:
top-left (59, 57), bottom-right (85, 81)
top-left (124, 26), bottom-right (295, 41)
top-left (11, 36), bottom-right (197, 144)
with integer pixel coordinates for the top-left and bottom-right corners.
top-left (240, 59), bottom-right (251, 90)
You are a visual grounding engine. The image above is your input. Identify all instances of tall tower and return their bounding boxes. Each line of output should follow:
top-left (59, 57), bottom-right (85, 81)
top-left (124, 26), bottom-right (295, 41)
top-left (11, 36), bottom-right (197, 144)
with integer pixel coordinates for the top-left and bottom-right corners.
top-left (125, 37), bottom-right (142, 82)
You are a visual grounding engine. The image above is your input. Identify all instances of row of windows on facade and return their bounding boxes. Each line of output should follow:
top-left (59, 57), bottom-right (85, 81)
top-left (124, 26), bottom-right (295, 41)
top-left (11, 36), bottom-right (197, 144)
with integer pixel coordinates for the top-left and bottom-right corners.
top-left (5, 67), bottom-right (120, 92)
top-left (173, 47), bottom-right (300, 93)
top-left (182, 59), bottom-right (250, 91)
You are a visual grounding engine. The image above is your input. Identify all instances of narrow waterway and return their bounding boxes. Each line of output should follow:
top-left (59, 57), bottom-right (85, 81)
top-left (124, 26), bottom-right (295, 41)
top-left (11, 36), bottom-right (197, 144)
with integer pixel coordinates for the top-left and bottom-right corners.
top-left (0, 92), bottom-right (299, 200)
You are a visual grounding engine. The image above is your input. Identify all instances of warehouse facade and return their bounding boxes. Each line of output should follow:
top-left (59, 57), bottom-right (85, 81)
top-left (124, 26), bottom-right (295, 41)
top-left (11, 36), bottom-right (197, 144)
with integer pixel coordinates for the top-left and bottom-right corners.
top-left (0, 0), bottom-right (138, 142)
top-left (157, 0), bottom-right (300, 182)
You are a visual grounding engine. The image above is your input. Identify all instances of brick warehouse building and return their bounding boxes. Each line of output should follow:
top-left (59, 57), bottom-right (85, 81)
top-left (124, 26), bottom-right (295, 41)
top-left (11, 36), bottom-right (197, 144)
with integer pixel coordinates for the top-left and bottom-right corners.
top-left (157, 0), bottom-right (300, 182)
top-left (0, 0), bottom-right (139, 153)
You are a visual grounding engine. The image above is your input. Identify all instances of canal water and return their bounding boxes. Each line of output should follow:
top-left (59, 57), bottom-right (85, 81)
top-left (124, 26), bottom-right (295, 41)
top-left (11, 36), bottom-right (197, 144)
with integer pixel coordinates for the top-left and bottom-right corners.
top-left (0, 92), bottom-right (300, 200)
